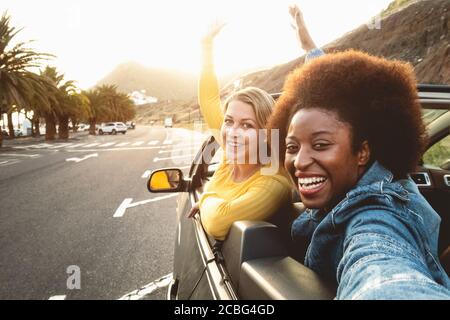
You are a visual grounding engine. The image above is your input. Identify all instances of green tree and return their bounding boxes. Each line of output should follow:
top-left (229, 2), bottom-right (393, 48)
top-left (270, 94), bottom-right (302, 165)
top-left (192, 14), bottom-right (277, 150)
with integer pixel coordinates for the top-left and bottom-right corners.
top-left (85, 85), bottom-right (135, 135)
top-left (0, 12), bottom-right (52, 146)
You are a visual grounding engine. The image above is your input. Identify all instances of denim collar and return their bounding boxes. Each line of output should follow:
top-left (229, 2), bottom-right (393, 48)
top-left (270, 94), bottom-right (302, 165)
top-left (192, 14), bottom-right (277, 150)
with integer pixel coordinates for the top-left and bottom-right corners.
top-left (355, 161), bottom-right (393, 188)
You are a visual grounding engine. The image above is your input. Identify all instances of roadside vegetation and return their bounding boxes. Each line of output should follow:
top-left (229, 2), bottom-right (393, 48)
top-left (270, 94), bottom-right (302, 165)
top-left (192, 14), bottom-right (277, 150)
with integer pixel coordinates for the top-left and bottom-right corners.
top-left (0, 12), bottom-right (135, 147)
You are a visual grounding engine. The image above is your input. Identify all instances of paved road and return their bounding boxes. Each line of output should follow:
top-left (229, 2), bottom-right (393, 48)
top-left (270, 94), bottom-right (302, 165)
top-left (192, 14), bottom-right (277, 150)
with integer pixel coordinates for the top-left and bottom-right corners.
top-left (0, 126), bottom-right (205, 300)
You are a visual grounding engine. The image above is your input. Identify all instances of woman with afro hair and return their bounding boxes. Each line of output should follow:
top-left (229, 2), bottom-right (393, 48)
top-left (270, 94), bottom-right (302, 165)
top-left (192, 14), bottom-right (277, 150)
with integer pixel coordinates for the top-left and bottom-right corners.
top-left (268, 49), bottom-right (450, 299)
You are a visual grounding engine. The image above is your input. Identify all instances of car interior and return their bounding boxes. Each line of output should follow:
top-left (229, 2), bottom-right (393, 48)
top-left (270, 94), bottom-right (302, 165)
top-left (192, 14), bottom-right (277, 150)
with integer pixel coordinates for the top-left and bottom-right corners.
top-left (188, 86), bottom-right (450, 299)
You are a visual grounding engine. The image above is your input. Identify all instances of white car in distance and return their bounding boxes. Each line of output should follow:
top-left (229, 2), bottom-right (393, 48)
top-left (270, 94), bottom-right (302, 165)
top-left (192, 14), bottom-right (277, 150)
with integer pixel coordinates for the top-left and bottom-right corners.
top-left (98, 122), bottom-right (127, 135)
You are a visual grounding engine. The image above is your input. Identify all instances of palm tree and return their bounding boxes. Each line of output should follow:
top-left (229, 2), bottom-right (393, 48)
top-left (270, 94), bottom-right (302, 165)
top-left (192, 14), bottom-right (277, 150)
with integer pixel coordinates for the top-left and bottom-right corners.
top-left (0, 12), bottom-right (52, 147)
top-left (84, 87), bottom-right (108, 135)
top-left (85, 85), bottom-right (135, 135)
top-left (39, 67), bottom-right (62, 140)
top-left (40, 66), bottom-right (93, 140)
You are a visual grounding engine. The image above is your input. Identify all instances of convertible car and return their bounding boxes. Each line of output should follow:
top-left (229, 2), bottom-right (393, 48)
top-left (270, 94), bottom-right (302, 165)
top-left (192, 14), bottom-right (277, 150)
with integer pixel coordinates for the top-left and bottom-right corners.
top-left (146, 84), bottom-right (450, 300)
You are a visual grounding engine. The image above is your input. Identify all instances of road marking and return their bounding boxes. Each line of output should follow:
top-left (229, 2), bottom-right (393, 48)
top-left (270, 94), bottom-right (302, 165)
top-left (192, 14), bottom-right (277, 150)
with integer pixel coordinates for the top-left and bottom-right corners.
top-left (148, 140), bottom-right (158, 145)
top-left (113, 194), bottom-right (178, 218)
top-left (48, 295), bottom-right (66, 300)
top-left (66, 146), bottom-right (162, 152)
top-left (158, 146), bottom-right (198, 154)
top-left (116, 142), bottom-right (130, 147)
top-left (153, 154), bottom-right (196, 163)
top-left (83, 143), bottom-right (100, 148)
top-left (12, 143), bottom-right (42, 149)
top-left (66, 153), bottom-right (98, 163)
top-left (141, 170), bottom-right (152, 179)
top-left (0, 159), bottom-right (21, 166)
top-left (131, 141), bottom-right (144, 146)
top-left (27, 143), bottom-right (51, 149)
top-left (66, 143), bottom-right (87, 148)
top-left (163, 139), bottom-right (172, 145)
top-left (99, 142), bottom-right (116, 147)
top-left (114, 198), bottom-right (133, 218)
top-left (119, 273), bottom-right (173, 300)
top-left (0, 153), bottom-right (39, 158)
top-left (49, 143), bottom-right (73, 149)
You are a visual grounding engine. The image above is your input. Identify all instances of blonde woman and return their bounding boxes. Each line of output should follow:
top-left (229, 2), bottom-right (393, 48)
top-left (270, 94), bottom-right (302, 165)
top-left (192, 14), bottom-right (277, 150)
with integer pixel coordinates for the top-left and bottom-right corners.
top-left (186, 21), bottom-right (294, 241)
top-left (187, 6), bottom-right (321, 240)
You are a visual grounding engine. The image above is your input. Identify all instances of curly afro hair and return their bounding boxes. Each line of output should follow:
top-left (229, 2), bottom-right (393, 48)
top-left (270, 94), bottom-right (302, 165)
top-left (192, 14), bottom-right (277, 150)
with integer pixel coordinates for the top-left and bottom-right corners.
top-left (267, 50), bottom-right (428, 179)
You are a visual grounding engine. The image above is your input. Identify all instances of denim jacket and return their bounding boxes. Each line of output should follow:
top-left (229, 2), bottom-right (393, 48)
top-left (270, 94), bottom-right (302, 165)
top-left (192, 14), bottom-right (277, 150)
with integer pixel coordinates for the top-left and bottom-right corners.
top-left (291, 161), bottom-right (450, 299)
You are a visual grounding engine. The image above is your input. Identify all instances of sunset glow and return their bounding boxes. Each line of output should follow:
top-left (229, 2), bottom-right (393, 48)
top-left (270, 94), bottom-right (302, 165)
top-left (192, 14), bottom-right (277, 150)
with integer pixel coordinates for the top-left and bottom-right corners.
top-left (0, 0), bottom-right (393, 89)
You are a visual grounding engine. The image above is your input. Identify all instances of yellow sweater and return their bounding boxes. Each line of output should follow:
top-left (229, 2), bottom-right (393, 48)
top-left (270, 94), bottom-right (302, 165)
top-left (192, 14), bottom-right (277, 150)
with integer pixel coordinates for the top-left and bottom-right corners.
top-left (198, 41), bottom-right (292, 240)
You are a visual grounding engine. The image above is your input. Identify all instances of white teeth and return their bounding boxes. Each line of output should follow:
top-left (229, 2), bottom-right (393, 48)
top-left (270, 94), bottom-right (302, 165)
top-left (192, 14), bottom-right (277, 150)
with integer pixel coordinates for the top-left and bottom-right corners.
top-left (299, 177), bottom-right (326, 185)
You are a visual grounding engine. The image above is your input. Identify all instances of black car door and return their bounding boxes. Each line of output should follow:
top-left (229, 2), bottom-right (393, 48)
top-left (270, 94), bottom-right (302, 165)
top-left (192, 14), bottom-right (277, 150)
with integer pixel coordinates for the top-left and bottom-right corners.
top-left (172, 136), bottom-right (236, 299)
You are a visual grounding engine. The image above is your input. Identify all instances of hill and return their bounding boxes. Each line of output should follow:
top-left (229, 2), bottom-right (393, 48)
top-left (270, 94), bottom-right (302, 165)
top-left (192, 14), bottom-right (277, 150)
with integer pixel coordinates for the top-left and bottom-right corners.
top-left (136, 0), bottom-right (450, 125)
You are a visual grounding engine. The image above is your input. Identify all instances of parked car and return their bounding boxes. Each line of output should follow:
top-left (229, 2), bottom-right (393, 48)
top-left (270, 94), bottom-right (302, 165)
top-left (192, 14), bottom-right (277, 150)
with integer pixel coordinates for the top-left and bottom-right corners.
top-left (77, 124), bottom-right (90, 131)
top-left (126, 121), bottom-right (136, 129)
top-left (98, 122), bottom-right (127, 135)
top-left (14, 129), bottom-right (23, 137)
top-left (130, 85), bottom-right (450, 300)
top-left (1, 129), bottom-right (8, 137)
top-left (164, 117), bottom-right (173, 128)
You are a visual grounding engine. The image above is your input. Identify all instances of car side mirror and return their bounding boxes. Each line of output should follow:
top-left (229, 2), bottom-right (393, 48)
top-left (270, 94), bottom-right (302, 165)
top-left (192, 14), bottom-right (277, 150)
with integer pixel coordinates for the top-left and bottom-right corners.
top-left (147, 168), bottom-right (186, 193)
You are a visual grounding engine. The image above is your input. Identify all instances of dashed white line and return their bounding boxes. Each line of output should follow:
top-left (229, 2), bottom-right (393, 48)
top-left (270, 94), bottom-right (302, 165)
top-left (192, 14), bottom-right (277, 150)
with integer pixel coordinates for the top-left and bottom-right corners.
top-left (163, 140), bottom-right (172, 145)
top-left (148, 140), bottom-right (158, 145)
top-left (0, 159), bottom-right (21, 166)
top-left (66, 143), bottom-right (87, 148)
top-left (99, 142), bottom-right (116, 147)
top-left (83, 143), bottom-right (101, 148)
top-left (131, 141), bottom-right (144, 146)
top-left (116, 142), bottom-right (130, 147)
top-left (66, 146), bottom-right (162, 152)
top-left (49, 143), bottom-right (73, 149)
top-left (66, 153), bottom-right (98, 163)
top-left (0, 153), bottom-right (39, 158)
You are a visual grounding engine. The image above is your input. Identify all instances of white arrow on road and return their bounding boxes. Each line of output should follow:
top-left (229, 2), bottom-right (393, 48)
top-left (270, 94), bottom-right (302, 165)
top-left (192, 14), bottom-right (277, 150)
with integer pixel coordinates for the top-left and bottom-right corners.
top-left (113, 194), bottom-right (178, 218)
top-left (66, 153), bottom-right (98, 163)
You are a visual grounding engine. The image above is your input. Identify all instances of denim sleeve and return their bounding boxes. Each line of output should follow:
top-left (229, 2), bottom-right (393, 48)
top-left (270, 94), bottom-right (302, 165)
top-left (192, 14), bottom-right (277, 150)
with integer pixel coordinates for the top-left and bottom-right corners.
top-left (336, 209), bottom-right (450, 300)
top-left (305, 48), bottom-right (325, 63)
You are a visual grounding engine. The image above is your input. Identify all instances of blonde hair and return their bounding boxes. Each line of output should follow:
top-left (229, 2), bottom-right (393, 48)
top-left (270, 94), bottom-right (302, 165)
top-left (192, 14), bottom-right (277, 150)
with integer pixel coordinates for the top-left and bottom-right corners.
top-left (223, 87), bottom-right (275, 128)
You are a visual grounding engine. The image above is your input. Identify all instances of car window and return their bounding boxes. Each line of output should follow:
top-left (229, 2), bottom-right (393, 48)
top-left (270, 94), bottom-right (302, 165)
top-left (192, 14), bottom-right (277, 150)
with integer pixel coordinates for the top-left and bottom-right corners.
top-left (422, 109), bottom-right (447, 126)
top-left (423, 134), bottom-right (450, 169)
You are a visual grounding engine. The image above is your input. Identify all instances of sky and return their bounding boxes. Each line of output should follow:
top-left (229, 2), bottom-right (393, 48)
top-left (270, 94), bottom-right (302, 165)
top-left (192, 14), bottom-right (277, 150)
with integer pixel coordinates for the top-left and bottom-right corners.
top-left (0, 0), bottom-right (393, 90)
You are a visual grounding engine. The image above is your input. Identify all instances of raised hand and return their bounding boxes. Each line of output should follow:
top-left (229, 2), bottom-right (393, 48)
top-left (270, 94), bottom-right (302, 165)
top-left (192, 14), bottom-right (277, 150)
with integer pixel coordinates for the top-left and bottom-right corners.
top-left (288, 4), bottom-right (317, 52)
top-left (202, 20), bottom-right (227, 44)
top-left (289, 4), bottom-right (305, 30)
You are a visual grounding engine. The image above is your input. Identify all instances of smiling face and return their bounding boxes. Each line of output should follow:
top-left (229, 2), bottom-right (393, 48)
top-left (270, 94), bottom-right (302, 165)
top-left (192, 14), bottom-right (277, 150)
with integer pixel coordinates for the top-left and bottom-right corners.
top-left (284, 108), bottom-right (370, 210)
top-left (221, 100), bottom-right (260, 164)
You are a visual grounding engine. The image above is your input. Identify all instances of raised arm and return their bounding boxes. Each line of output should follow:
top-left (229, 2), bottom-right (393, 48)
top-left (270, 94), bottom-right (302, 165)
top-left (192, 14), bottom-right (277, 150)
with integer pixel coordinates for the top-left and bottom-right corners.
top-left (289, 5), bottom-right (324, 62)
top-left (198, 21), bottom-right (226, 143)
top-left (289, 5), bottom-right (317, 52)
